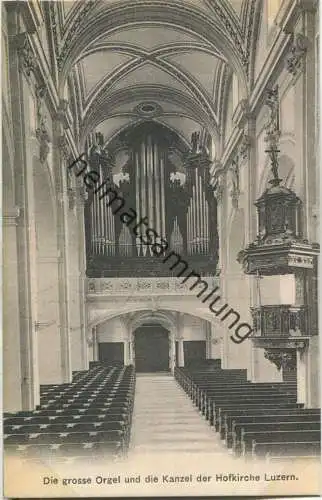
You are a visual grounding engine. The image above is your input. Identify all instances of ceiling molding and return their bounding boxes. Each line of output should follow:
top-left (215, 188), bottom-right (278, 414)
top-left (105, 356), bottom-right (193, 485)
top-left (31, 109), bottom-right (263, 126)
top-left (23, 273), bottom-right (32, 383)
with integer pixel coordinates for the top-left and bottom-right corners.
top-left (81, 46), bottom-right (221, 125)
top-left (58, 1), bottom-right (248, 98)
top-left (80, 84), bottom-right (219, 144)
top-left (76, 41), bottom-right (226, 64)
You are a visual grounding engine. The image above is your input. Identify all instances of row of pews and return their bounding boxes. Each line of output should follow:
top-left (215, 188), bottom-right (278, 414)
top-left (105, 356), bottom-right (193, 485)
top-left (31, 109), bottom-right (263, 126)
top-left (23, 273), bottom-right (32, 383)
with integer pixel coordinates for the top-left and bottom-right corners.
top-left (174, 361), bottom-right (321, 461)
top-left (4, 363), bottom-right (135, 464)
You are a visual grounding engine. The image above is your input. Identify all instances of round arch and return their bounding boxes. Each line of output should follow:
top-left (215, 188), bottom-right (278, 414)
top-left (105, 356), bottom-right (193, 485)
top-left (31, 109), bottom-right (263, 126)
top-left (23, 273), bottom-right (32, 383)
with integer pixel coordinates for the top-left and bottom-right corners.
top-left (88, 302), bottom-right (219, 330)
top-left (129, 310), bottom-right (177, 334)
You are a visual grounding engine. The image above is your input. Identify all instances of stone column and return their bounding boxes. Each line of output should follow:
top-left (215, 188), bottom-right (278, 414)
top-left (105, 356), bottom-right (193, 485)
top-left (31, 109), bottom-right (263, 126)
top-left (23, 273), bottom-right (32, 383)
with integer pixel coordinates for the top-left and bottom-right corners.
top-left (128, 333), bottom-right (134, 365)
top-left (177, 313), bottom-right (185, 367)
top-left (177, 338), bottom-right (185, 367)
top-left (63, 153), bottom-right (88, 373)
top-left (205, 322), bottom-right (211, 359)
top-left (288, 10), bottom-right (318, 242)
top-left (77, 189), bottom-right (89, 369)
top-left (297, 347), bottom-right (308, 406)
top-left (209, 322), bottom-right (222, 360)
top-left (3, 208), bottom-right (23, 411)
top-left (296, 338), bottom-right (320, 408)
top-left (92, 326), bottom-right (99, 361)
top-left (8, 22), bottom-right (40, 409)
top-left (306, 336), bottom-right (320, 408)
top-left (123, 339), bottom-right (129, 366)
top-left (87, 328), bottom-right (94, 363)
top-left (169, 329), bottom-right (176, 374)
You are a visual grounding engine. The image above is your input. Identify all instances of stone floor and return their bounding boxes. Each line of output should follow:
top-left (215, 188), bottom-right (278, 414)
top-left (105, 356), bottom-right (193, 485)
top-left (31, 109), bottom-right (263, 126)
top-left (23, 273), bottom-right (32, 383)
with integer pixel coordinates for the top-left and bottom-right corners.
top-left (129, 373), bottom-right (228, 457)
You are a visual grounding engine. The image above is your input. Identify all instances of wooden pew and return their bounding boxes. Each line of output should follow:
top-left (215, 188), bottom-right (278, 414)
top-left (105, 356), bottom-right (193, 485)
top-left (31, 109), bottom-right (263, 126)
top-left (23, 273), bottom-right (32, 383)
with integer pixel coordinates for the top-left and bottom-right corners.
top-left (215, 402), bottom-right (302, 429)
top-left (208, 395), bottom-right (298, 426)
top-left (253, 441), bottom-right (321, 459)
top-left (240, 430), bottom-right (321, 456)
top-left (233, 421), bottom-right (321, 454)
top-left (224, 409), bottom-right (321, 443)
top-left (202, 387), bottom-right (296, 417)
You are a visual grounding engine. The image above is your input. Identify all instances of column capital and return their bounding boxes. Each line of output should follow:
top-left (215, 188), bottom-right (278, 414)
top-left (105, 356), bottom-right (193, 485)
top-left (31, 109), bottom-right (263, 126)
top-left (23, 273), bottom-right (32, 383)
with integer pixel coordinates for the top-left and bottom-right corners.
top-left (284, 33), bottom-right (310, 78)
top-left (14, 32), bottom-right (37, 78)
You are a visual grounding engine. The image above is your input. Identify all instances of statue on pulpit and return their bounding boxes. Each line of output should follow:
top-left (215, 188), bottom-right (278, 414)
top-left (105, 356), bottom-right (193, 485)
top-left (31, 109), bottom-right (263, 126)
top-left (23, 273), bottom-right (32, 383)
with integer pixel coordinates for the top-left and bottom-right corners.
top-left (264, 86), bottom-right (282, 185)
top-left (265, 86), bottom-right (279, 137)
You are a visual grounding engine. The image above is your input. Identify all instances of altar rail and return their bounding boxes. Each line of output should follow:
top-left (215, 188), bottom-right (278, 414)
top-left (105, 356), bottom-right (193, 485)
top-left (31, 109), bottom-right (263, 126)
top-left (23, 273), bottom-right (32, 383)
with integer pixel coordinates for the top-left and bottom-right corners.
top-left (87, 276), bottom-right (220, 296)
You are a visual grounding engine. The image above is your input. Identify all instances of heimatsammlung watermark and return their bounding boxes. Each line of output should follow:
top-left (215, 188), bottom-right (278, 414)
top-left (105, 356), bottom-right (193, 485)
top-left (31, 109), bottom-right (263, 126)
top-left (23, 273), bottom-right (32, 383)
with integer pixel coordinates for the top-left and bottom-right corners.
top-left (69, 153), bottom-right (253, 344)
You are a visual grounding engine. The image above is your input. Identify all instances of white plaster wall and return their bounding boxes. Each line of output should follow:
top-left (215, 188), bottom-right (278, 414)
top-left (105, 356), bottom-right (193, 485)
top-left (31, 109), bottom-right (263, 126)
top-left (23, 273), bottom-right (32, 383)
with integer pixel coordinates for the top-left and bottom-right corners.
top-left (307, 336), bottom-right (320, 408)
top-left (1, 6), bottom-right (10, 113)
top-left (181, 314), bottom-right (206, 340)
top-left (97, 317), bottom-right (127, 342)
top-left (224, 77), bottom-right (233, 146)
top-left (256, 275), bottom-right (296, 306)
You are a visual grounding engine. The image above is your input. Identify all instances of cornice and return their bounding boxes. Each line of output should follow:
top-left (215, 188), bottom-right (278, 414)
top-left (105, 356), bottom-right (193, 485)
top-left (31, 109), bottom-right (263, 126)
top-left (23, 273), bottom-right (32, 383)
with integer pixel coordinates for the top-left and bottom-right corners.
top-left (14, 31), bottom-right (59, 116)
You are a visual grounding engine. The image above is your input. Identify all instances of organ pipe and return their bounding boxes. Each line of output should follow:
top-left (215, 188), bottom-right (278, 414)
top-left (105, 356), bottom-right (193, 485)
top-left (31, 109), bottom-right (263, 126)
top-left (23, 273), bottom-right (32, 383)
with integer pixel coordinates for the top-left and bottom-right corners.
top-left (100, 167), bottom-right (104, 255)
top-left (199, 174), bottom-right (204, 253)
top-left (195, 170), bottom-right (200, 253)
top-left (148, 135), bottom-right (153, 255)
top-left (185, 166), bottom-right (211, 255)
top-left (142, 140), bottom-right (147, 256)
top-left (205, 201), bottom-right (209, 254)
top-left (160, 156), bottom-right (165, 239)
top-left (91, 193), bottom-right (95, 253)
top-left (135, 152), bottom-right (141, 256)
top-left (154, 143), bottom-right (160, 236)
top-left (89, 132), bottom-right (213, 260)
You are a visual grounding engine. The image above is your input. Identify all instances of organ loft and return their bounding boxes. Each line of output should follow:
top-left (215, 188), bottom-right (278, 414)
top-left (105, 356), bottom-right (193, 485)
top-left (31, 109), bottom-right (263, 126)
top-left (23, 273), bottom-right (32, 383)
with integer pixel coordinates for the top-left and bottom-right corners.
top-left (2, 0), bottom-right (320, 486)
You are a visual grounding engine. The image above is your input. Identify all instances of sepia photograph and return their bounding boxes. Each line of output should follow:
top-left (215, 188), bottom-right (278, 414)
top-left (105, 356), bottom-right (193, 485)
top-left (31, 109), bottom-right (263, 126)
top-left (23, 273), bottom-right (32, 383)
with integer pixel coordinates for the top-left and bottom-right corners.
top-left (2, 0), bottom-right (321, 497)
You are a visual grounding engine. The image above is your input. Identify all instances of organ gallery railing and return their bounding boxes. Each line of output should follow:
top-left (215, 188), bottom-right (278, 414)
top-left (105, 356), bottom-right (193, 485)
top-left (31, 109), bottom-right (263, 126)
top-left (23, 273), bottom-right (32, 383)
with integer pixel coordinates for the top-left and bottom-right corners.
top-left (87, 276), bottom-right (220, 296)
top-left (251, 305), bottom-right (308, 337)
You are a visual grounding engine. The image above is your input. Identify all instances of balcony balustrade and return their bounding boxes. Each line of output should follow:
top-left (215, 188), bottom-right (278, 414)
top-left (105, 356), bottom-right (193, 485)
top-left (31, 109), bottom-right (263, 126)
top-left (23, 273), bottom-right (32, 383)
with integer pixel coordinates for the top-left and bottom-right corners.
top-left (87, 276), bottom-right (219, 296)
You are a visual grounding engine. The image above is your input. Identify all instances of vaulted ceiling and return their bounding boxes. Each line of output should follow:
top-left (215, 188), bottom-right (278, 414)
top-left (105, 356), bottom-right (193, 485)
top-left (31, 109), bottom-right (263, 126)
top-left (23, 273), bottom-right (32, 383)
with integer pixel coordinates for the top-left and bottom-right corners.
top-left (57, 0), bottom-right (256, 152)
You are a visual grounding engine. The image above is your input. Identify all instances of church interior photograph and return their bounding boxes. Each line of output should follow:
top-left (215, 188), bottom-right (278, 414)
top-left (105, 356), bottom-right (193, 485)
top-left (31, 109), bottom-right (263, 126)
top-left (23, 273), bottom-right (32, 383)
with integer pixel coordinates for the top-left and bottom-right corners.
top-left (2, 0), bottom-right (321, 490)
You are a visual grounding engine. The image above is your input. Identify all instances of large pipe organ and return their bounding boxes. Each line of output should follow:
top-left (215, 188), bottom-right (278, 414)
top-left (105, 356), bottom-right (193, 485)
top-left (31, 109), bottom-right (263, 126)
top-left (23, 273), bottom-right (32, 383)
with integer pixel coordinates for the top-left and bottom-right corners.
top-left (85, 123), bottom-right (219, 277)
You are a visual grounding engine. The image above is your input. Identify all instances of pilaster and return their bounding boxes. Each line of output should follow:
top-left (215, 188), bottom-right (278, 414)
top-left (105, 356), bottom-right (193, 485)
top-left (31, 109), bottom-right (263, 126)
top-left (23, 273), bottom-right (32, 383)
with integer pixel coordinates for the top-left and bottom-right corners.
top-left (3, 208), bottom-right (23, 411)
top-left (8, 10), bottom-right (40, 409)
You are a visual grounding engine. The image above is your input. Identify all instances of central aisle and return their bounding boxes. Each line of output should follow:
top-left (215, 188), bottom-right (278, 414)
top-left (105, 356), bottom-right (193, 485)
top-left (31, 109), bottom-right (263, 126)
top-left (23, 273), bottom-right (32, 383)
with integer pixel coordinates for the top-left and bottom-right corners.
top-left (129, 373), bottom-right (226, 457)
